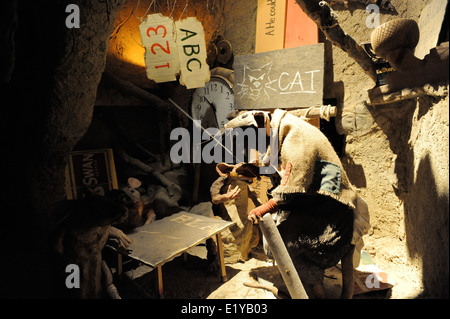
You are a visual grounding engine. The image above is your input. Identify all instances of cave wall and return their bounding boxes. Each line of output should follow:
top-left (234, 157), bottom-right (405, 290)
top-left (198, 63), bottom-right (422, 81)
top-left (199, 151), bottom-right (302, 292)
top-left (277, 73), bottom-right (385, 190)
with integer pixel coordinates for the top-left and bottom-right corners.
top-left (1, 0), bottom-right (125, 298)
top-left (222, 0), bottom-right (448, 298)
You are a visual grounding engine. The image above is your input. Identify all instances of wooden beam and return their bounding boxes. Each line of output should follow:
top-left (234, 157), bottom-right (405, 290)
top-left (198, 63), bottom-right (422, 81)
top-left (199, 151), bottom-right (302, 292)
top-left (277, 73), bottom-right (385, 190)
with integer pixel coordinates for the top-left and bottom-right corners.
top-left (101, 72), bottom-right (170, 112)
top-left (294, 0), bottom-right (377, 82)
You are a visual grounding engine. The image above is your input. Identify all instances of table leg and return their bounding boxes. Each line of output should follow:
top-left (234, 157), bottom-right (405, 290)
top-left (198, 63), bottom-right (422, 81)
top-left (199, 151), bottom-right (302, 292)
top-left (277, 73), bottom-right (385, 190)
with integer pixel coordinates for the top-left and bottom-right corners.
top-left (216, 233), bottom-right (228, 282)
top-left (157, 265), bottom-right (164, 299)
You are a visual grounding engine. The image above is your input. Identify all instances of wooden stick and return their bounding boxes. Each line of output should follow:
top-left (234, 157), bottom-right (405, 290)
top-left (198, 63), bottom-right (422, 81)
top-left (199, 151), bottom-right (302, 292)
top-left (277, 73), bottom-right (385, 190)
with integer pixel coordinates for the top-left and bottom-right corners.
top-left (157, 266), bottom-right (164, 299)
top-left (294, 0), bottom-right (377, 82)
top-left (216, 232), bottom-right (228, 283)
top-left (259, 213), bottom-right (309, 299)
top-left (288, 105), bottom-right (337, 118)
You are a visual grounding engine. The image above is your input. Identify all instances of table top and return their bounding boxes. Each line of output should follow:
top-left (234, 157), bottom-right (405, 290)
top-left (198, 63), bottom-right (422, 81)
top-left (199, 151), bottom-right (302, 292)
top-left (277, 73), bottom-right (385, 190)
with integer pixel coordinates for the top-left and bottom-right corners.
top-left (118, 212), bottom-right (234, 268)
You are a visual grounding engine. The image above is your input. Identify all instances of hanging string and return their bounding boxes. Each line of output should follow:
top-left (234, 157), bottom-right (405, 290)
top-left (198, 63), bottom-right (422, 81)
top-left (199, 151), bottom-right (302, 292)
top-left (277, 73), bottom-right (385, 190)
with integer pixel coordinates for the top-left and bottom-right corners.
top-left (134, 0), bottom-right (156, 21)
top-left (129, 31), bottom-right (145, 48)
top-left (178, 0), bottom-right (188, 20)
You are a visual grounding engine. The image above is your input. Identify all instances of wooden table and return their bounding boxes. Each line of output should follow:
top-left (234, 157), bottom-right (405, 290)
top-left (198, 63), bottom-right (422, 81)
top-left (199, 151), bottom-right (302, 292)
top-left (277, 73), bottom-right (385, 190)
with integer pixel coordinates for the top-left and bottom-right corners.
top-left (108, 212), bottom-right (234, 298)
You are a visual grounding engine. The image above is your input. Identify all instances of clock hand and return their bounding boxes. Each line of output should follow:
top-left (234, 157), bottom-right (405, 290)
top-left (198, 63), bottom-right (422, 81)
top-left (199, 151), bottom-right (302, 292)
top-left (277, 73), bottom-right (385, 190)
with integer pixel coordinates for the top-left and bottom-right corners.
top-left (204, 96), bottom-right (217, 112)
top-left (203, 96), bottom-right (220, 128)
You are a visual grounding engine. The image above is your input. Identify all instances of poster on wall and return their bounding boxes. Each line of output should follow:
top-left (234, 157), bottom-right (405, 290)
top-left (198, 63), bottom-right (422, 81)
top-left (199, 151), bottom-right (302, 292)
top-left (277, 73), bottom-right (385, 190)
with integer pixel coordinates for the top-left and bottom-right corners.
top-left (65, 149), bottom-right (118, 199)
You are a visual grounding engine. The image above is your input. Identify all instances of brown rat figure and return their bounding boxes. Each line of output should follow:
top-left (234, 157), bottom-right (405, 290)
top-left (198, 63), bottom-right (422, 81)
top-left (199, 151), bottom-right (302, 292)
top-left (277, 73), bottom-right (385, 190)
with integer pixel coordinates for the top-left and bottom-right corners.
top-left (210, 162), bottom-right (262, 263)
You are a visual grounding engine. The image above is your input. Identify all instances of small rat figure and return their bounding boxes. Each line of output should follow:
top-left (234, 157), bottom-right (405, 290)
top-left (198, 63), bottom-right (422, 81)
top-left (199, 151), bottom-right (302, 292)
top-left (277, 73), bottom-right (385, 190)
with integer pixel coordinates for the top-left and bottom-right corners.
top-left (49, 194), bottom-right (128, 299)
top-left (210, 162), bottom-right (262, 263)
top-left (111, 177), bottom-right (156, 232)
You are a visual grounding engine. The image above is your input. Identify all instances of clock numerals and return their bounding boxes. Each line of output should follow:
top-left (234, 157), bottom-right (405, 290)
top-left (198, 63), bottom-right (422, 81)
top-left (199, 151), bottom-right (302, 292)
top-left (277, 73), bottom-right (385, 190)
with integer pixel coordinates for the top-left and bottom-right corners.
top-left (191, 76), bottom-right (235, 130)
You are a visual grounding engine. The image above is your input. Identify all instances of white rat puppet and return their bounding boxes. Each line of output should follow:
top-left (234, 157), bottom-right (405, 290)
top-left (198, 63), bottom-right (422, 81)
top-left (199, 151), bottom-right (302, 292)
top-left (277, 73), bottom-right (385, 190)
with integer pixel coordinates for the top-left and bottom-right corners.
top-left (224, 110), bottom-right (370, 298)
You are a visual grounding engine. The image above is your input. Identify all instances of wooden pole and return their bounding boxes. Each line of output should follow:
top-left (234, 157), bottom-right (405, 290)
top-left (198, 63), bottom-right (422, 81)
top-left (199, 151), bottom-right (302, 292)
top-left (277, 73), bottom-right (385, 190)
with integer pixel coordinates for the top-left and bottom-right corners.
top-left (259, 213), bottom-right (309, 299)
top-left (294, 0), bottom-right (377, 83)
top-left (216, 232), bottom-right (228, 282)
top-left (157, 266), bottom-right (164, 299)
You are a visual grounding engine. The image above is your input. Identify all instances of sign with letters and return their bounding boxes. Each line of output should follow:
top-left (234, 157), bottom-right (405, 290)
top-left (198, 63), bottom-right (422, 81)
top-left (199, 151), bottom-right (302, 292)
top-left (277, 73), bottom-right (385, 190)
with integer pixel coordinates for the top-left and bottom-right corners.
top-left (176, 18), bottom-right (210, 89)
top-left (65, 149), bottom-right (118, 199)
top-left (255, 0), bottom-right (287, 53)
top-left (139, 14), bottom-right (209, 89)
top-left (233, 43), bottom-right (324, 109)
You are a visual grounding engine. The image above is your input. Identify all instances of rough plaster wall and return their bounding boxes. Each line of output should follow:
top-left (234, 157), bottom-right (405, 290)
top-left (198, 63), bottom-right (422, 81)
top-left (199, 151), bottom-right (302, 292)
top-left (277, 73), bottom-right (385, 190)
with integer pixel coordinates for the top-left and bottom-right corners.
top-left (330, 0), bottom-right (448, 298)
top-left (403, 95), bottom-right (449, 297)
top-left (224, 0), bottom-right (448, 298)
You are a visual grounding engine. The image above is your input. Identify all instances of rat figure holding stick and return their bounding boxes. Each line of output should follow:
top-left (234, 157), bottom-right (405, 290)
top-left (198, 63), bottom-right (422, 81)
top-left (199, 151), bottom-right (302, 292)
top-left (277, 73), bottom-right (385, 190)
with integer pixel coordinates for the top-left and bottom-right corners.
top-left (224, 110), bottom-right (370, 298)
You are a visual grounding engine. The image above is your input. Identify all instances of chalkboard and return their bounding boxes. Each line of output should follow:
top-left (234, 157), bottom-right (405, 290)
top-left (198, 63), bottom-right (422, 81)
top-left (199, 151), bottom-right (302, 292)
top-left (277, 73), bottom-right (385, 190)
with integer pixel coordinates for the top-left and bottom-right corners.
top-left (124, 212), bottom-right (233, 268)
top-left (233, 43), bottom-right (324, 109)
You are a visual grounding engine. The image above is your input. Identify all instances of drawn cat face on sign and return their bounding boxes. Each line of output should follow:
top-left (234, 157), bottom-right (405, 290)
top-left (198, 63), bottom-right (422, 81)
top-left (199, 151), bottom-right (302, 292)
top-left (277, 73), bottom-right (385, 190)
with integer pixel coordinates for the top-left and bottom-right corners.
top-left (237, 63), bottom-right (276, 101)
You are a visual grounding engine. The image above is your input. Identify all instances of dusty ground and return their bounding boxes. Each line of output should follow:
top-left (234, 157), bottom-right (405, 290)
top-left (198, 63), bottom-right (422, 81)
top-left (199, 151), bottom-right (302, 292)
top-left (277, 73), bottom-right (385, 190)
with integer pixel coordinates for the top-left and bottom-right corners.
top-left (109, 242), bottom-right (413, 299)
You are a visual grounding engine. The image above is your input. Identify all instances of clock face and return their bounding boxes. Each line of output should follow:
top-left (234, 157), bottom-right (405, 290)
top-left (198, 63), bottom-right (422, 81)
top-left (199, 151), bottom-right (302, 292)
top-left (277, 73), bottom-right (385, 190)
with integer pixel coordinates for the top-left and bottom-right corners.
top-left (191, 76), bottom-right (235, 129)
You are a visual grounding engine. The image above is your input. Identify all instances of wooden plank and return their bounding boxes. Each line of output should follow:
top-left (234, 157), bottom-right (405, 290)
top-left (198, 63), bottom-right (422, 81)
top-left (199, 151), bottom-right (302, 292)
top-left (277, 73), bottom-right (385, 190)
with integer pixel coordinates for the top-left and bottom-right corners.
top-left (124, 212), bottom-right (234, 268)
top-left (255, 0), bottom-right (287, 53)
top-left (284, 0), bottom-right (318, 48)
top-left (234, 43), bottom-right (324, 109)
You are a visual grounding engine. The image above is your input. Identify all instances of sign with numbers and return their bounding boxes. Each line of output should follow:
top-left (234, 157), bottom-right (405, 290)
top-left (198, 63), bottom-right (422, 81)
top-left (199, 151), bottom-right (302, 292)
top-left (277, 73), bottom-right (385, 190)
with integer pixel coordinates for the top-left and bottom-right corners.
top-left (139, 14), bottom-right (180, 83)
top-left (139, 14), bottom-right (209, 89)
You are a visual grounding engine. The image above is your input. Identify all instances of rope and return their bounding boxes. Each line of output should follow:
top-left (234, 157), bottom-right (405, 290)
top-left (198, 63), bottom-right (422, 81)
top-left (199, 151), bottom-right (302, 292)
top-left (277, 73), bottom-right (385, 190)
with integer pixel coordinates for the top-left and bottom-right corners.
top-left (134, 0), bottom-right (156, 21)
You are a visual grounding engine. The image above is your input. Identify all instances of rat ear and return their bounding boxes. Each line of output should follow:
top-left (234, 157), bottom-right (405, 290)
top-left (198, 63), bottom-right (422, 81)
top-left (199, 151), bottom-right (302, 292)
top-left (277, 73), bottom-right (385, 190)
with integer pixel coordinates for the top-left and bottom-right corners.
top-left (216, 163), bottom-right (234, 177)
top-left (128, 177), bottom-right (142, 189)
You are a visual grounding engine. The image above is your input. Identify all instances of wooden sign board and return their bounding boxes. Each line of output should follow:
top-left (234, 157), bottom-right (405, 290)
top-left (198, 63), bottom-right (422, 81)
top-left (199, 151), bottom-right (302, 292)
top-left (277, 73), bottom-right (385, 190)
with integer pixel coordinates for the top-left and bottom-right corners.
top-left (125, 212), bottom-right (233, 267)
top-left (233, 43), bottom-right (324, 109)
top-left (255, 0), bottom-right (287, 53)
top-left (65, 149), bottom-right (118, 199)
top-left (414, 0), bottom-right (448, 59)
top-left (139, 14), bottom-right (180, 83)
top-left (284, 0), bottom-right (318, 48)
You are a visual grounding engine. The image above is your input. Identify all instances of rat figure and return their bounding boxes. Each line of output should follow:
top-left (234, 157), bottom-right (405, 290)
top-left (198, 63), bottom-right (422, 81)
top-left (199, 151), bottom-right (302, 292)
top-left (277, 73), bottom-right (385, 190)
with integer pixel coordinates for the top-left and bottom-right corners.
top-left (49, 194), bottom-right (128, 299)
top-left (112, 177), bottom-right (156, 232)
top-left (224, 110), bottom-right (370, 298)
top-left (210, 162), bottom-right (262, 263)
